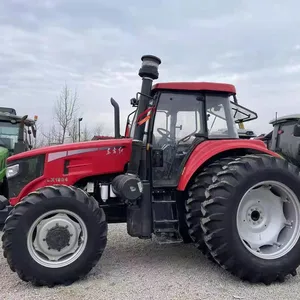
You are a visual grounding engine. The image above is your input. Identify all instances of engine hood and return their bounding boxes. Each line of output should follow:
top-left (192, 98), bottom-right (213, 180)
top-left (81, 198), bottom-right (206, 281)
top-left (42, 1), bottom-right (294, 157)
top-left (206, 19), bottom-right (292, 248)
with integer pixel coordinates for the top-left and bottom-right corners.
top-left (7, 138), bottom-right (133, 163)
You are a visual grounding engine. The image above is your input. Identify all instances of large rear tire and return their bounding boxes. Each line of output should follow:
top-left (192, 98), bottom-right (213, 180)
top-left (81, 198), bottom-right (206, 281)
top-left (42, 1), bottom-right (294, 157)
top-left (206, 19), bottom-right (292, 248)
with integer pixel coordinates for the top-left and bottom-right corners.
top-left (201, 154), bottom-right (300, 284)
top-left (2, 185), bottom-right (107, 287)
top-left (185, 157), bottom-right (239, 258)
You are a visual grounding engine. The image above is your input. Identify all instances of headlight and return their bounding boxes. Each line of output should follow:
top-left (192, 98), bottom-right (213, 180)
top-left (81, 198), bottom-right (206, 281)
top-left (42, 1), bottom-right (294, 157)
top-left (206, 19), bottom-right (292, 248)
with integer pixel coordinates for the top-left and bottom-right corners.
top-left (6, 164), bottom-right (19, 178)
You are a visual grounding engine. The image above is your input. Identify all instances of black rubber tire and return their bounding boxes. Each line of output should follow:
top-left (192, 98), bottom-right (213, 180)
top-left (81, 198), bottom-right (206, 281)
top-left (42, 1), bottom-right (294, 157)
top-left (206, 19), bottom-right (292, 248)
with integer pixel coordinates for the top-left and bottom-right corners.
top-left (201, 154), bottom-right (300, 284)
top-left (185, 157), bottom-right (239, 258)
top-left (2, 185), bottom-right (107, 287)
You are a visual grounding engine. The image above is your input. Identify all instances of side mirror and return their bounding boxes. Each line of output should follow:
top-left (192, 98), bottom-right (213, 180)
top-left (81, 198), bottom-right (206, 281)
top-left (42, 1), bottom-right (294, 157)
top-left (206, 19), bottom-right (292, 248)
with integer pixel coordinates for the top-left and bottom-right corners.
top-left (32, 126), bottom-right (37, 138)
top-left (130, 98), bottom-right (139, 107)
top-left (293, 123), bottom-right (300, 137)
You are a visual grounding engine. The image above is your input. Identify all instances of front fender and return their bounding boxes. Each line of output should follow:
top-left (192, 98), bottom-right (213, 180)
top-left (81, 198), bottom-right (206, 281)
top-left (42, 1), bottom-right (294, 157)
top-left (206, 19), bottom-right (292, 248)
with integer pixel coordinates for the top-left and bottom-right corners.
top-left (177, 139), bottom-right (280, 191)
top-left (9, 176), bottom-right (47, 206)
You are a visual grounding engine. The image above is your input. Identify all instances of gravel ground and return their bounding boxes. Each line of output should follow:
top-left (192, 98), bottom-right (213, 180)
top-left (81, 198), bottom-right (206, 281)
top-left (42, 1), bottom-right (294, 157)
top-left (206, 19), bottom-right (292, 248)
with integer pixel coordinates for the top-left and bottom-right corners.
top-left (0, 223), bottom-right (300, 300)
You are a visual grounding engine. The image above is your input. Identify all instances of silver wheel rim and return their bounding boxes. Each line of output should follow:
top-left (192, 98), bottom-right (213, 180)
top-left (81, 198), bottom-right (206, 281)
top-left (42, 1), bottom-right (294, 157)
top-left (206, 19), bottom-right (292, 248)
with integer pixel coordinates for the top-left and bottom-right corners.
top-left (236, 180), bottom-right (300, 259)
top-left (27, 209), bottom-right (88, 268)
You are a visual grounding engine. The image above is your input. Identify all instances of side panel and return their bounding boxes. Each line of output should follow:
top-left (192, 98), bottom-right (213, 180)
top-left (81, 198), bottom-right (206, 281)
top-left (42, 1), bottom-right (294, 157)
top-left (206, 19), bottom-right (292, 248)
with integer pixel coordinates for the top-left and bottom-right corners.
top-left (44, 142), bottom-right (131, 183)
top-left (9, 141), bottom-right (132, 205)
top-left (177, 139), bottom-right (281, 191)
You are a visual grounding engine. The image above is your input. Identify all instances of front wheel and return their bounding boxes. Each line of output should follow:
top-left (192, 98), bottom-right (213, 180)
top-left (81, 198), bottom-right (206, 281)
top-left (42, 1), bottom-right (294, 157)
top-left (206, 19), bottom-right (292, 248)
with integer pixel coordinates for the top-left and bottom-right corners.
top-left (201, 154), bottom-right (300, 284)
top-left (2, 185), bottom-right (107, 287)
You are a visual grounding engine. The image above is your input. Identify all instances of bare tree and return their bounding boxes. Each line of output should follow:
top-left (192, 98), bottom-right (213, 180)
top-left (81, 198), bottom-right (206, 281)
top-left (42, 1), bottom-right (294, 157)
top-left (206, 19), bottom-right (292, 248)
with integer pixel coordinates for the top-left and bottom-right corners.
top-left (68, 117), bottom-right (79, 142)
top-left (93, 123), bottom-right (104, 137)
top-left (54, 84), bottom-right (79, 144)
top-left (82, 125), bottom-right (92, 141)
top-left (40, 123), bottom-right (60, 146)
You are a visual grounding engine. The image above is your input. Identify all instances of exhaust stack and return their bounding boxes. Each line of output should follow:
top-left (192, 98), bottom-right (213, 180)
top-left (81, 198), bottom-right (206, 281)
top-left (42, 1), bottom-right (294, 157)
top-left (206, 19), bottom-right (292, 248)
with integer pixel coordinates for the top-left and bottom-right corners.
top-left (110, 97), bottom-right (120, 138)
top-left (133, 55), bottom-right (161, 142)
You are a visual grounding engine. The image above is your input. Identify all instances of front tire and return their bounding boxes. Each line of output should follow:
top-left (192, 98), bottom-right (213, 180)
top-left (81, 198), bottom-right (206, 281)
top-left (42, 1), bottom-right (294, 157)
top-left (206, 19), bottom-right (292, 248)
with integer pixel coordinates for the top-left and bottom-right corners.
top-left (201, 154), bottom-right (300, 284)
top-left (2, 185), bottom-right (107, 287)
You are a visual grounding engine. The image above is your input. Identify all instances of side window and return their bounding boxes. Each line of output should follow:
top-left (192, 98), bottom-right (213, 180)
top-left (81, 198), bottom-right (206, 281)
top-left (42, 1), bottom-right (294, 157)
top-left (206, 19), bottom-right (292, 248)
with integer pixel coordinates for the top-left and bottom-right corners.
top-left (205, 94), bottom-right (238, 138)
top-left (207, 103), bottom-right (228, 136)
top-left (176, 111), bottom-right (199, 141)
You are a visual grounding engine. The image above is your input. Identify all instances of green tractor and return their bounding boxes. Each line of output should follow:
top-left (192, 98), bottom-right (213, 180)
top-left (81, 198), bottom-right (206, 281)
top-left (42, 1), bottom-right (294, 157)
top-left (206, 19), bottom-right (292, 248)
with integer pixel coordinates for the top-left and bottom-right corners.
top-left (0, 107), bottom-right (37, 212)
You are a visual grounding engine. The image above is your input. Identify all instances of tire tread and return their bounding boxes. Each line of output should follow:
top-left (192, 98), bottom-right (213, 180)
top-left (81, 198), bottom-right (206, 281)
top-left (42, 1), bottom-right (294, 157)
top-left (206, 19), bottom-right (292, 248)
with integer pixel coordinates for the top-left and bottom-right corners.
top-left (2, 184), bottom-right (107, 287)
top-left (201, 154), bottom-right (300, 284)
top-left (185, 156), bottom-right (240, 259)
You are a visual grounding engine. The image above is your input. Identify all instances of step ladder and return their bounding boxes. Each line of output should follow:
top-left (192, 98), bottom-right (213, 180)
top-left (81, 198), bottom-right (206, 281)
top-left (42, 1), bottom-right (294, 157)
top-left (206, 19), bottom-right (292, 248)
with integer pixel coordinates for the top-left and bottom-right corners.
top-left (152, 189), bottom-right (183, 244)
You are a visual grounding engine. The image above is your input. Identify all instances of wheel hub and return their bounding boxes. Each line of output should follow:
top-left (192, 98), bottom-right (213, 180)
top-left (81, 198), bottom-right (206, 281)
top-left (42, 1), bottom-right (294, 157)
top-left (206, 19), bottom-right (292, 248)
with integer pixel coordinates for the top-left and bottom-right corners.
top-left (45, 224), bottom-right (71, 251)
top-left (28, 211), bottom-right (88, 268)
top-left (251, 210), bottom-right (260, 221)
top-left (246, 205), bottom-right (264, 225)
top-left (237, 181), bottom-right (300, 259)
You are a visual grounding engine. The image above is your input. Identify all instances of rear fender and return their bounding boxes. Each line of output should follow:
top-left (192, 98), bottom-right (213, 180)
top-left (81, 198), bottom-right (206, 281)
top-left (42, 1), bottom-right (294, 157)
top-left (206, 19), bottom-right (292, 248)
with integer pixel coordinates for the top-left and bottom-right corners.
top-left (177, 140), bottom-right (281, 191)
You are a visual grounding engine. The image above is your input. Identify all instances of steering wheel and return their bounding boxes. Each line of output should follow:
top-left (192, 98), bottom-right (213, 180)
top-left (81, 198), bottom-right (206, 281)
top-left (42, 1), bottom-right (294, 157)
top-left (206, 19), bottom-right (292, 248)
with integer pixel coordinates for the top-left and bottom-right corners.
top-left (157, 128), bottom-right (172, 140)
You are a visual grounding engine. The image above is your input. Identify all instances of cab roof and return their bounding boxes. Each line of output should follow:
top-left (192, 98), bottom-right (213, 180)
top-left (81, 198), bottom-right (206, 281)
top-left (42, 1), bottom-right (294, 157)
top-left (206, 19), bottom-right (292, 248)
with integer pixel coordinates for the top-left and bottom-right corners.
top-left (0, 112), bottom-right (35, 126)
top-left (152, 82), bottom-right (236, 94)
top-left (269, 114), bottom-right (300, 125)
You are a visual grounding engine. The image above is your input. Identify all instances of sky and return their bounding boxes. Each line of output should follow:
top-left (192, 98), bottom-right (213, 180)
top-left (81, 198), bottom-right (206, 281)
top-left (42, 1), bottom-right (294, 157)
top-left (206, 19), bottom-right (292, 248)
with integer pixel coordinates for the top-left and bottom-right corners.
top-left (1, 0), bottom-right (300, 136)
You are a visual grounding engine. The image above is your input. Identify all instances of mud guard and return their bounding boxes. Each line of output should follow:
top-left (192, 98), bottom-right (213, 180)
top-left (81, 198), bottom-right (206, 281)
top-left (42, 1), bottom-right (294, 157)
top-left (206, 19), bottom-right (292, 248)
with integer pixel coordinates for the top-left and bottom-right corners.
top-left (177, 139), bottom-right (281, 191)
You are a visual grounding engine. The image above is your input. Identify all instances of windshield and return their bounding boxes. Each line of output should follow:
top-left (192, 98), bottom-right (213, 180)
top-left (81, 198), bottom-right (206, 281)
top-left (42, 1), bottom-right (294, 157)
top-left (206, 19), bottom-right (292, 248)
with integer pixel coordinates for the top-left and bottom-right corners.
top-left (0, 122), bottom-right (19, 150)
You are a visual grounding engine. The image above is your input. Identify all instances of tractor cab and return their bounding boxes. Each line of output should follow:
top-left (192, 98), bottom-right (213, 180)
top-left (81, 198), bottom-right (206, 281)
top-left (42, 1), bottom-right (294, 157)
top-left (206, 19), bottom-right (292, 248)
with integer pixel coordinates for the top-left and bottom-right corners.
top-left (0, 112), bottom-right (37, 155)
top-left (125, 77), bottom-right (257, 187)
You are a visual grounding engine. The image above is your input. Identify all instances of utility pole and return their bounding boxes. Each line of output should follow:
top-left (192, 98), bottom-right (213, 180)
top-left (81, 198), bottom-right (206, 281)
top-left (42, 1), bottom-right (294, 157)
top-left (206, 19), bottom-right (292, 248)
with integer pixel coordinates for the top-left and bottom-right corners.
top-left (78, 117), bottom-right (83, 142)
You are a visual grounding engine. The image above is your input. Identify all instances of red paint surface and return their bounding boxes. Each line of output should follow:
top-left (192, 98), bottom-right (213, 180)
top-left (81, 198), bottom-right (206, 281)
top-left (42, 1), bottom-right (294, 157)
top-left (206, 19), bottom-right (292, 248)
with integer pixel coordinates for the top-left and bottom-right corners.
top-left (9, 139), bottom-right (132, 205)
top-left (152, 82), bottom-right (236, 94)
top-left (177, 139), bottom-right (281, 191)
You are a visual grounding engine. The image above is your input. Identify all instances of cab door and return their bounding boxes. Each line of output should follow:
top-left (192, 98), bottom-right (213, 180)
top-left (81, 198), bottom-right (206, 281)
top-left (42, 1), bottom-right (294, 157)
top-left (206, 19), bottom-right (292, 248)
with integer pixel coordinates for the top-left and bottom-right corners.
top-left (149, 91), bottom-right (206, 187)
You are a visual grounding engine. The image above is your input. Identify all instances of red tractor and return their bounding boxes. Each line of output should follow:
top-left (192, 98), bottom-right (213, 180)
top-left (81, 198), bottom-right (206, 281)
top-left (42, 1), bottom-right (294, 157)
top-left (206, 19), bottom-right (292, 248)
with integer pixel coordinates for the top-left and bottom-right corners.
top-left (2, 55), bottom-right (300, 287)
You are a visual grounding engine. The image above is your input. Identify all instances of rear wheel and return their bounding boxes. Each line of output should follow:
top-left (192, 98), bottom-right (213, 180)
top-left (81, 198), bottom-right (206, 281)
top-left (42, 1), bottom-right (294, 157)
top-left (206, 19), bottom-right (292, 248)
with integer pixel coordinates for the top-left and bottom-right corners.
top-left (185, 157), bottom-right (239, 258)
top-left (2, 185), bottom-right (107, 287)
top-left (201, 154), bottom-right (300, 284)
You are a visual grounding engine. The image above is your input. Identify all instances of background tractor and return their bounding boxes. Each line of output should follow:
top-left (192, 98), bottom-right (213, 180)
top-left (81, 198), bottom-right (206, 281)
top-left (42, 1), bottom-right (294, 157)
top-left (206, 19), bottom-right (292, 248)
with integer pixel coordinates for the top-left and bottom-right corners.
top-left (0, 108), bottom-right (37, 218)
top-left (256, 114), bottom-right (300, 165)
top-left (2, 55), bottom-right (300, 287)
